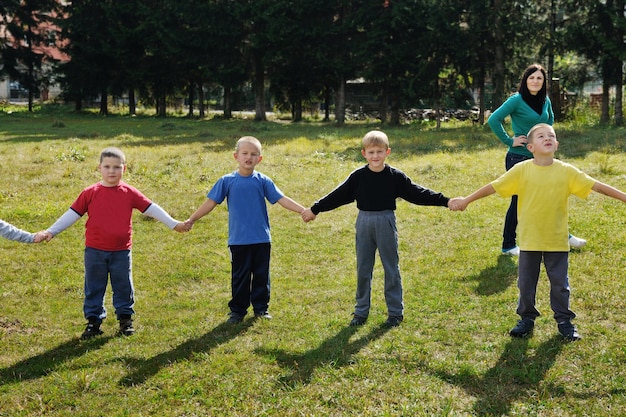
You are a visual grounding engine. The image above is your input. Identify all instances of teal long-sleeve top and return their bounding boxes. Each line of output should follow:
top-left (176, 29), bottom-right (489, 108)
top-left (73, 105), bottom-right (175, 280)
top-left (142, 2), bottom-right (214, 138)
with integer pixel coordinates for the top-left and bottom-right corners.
top-left (488, 93), bottom-right (554, 158)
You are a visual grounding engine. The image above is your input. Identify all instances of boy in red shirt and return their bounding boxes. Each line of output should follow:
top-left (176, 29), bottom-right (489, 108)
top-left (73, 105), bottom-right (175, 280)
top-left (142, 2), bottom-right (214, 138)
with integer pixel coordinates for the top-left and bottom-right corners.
top-left (43, 147), bottom-right (187, 339)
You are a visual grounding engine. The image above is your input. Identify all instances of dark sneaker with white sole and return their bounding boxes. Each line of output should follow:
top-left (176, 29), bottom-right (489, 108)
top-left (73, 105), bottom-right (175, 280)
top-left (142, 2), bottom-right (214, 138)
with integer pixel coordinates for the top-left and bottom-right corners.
top-left (349, 315), bottom-right (367, 326)
top-left (558, 320), bottom-right (581, 341)
top-left (509, 318), bottom-right (534, 338)
top-left (384, 315), bottom-right (404, 328)
top-left (254, 311), bottom-right (272, 320)
top-left (81, 318), bottom-right (103, 340)
top-left (118, 315), bottom-right (135, 336)
top-left (227, 313), bottom-right (244, 324)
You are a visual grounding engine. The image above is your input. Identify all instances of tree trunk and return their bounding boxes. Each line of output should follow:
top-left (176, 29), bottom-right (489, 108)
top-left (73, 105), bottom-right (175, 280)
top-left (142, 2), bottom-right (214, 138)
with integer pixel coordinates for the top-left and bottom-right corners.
top-left (198, 83), bottom-right (205, 118)
top-left (492, 0), bottom-right (505, 107)
top-left (615, 66), bottom-right (623, 126)
top-left (600, 77), bottom-right (610, 125)
top-left (253, 53), bottom-right (266, 121)
top-left (223, 85), bottom-right (232, 119)
top-left (129, 89), bottom-right (136, 115)
top-left (100, 88), bottom-right (108, 115)
top-left (157, 94), bottom-right (167, 117)
top-left (293, 100), bottom-right (302, 122)
top-left (614, 0), bottom-right (624, 126)
top-left (187, 82), bottom-right (195, 117)
top-left (323, 85), bottom-right (331, 122)
top-left (389, 89), bottom-right (400, 126)
top-left (380, 83), bottom-right (388, 124)
top-left (334, 76), bottom-right (346, 126)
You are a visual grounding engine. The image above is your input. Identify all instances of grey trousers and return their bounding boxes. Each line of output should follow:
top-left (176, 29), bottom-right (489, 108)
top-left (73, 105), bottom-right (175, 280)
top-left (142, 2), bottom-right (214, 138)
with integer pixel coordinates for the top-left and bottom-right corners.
top-left (517, 251), bottom-right (576, 323)
top-left (354, 210), bottom-right (404, 317)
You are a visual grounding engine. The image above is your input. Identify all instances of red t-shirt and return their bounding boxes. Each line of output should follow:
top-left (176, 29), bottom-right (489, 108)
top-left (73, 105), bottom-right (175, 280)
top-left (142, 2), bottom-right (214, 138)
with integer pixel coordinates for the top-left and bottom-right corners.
top-left (70, 181), bottom-right (152, 251)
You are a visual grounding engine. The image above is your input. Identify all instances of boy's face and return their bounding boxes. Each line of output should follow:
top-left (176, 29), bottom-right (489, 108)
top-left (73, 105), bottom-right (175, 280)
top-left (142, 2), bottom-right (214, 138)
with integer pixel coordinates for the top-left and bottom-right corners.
top-left (234, 142), bottom-right (262, 175)
top-left (362, 145), bottom-right (390, 172)
top-left (98, 156), bottom-right (125, 187)
top-left (527, 126), bottom-right (558, 156)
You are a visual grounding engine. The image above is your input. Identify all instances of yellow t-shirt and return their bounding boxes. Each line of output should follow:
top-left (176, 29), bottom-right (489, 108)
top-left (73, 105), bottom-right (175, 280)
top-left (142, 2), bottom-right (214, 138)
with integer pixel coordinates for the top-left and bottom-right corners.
top-left (492, 159), bottom-right (595, 251)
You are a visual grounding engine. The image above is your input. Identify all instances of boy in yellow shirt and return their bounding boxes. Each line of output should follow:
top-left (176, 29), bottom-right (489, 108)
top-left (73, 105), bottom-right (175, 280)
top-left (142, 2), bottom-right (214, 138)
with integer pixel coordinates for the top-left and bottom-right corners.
top-left (452, 123), bottom-right (626, 341)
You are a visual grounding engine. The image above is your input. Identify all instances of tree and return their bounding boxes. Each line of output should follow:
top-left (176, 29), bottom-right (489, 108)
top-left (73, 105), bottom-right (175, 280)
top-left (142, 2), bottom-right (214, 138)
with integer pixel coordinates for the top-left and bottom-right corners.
top-left (562, 0), bottom-right (625, 125)
top-left (1, 0), bottom-right (60, 111)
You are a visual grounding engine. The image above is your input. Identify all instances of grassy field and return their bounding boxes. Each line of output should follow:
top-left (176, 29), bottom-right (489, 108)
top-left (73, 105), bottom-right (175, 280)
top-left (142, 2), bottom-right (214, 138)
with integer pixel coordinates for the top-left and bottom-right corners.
top-left (1, 105), bottom-right (626, 416)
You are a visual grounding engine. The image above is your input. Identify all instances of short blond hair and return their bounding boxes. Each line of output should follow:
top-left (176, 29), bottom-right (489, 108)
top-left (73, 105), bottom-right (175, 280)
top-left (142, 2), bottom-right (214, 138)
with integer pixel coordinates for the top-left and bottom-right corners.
top-left (362, 130), bottom-right (389, 150)
top-left (100, 147), bottom-right (126, 164)
top-left (527, 123), bottom-right (554, 144)
top-left (236, 136), bottom-right (262, 153)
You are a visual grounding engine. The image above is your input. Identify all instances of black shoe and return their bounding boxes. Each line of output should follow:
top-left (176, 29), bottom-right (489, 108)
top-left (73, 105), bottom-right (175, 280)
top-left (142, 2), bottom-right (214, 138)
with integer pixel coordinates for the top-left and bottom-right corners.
top-left (81, 318), bottom-right (103, 340)
top-left (349, 314), bottom-right (367, 326)
top-left (384, 315), bottom-right (404, 328)
top-left (227, 313), bottom-right (244, 324)
top-left (558, 321), bottom-right (581, 341)
top-left (510, 318), bottom-right (534, 338)
top-left (254, 311), bottom-right (272, 320)
top-left (118, 315), bottom-right (135, 336)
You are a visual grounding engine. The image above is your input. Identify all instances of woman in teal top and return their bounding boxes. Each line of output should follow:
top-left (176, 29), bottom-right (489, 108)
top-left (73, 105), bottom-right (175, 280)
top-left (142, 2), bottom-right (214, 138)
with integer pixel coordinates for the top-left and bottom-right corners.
top-left (488, 64), bottom-right (585, 255)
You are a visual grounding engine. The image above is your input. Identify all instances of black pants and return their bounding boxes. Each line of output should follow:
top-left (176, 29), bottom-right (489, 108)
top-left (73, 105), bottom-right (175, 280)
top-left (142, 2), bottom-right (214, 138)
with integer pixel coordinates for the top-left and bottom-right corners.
top-left (503, 152), bottom-right (532, 249)
top-left (228, 243), bottom-right (271, 316)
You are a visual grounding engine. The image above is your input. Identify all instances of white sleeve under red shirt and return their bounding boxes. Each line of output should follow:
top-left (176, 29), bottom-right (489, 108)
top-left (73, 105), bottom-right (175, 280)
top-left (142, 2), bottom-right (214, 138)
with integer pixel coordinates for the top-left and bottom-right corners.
top-left (70, 181), bottom-right (152, 251)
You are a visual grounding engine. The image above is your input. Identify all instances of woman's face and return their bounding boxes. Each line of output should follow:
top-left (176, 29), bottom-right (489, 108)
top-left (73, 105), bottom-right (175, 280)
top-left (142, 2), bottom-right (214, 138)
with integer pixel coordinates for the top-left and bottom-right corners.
top-left (526, 70), bottom-right (545, 95)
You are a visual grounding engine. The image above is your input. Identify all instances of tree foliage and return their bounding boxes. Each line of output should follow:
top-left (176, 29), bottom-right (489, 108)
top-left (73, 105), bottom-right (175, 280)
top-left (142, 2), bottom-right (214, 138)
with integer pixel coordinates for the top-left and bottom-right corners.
top-left (1, 0), bottom-right (623, 124)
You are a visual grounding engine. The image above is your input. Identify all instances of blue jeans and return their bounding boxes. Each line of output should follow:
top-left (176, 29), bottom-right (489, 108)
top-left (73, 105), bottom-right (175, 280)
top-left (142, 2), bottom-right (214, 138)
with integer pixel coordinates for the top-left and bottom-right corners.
top-left (355, 210), bottom-right (403, 318)
top-left (228, 243), bottom-right (271, 316)
top-left (503, 152), bottom-right (532, 250)
top-left (517, 251), bottom-right (575, 323)
top-left (84, 247), bottom-right (134, 321)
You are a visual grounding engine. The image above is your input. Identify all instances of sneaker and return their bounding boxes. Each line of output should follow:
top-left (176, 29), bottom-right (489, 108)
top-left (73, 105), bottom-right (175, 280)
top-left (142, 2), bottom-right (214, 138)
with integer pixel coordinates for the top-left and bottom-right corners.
top-left (509, 317), bottom-right (534, 338)
top-left (502, 246), bottom-right (520, 256)
top-left (558, 321), bottom-right (581, 341)
top-left (384, 315), bottom-right (404, 328)
top-left (227, 313), bottom-right (244, 324)
top-left (254, 311), bottom-right (272, 320)
top-left (349, 314), bottom-right (367, 326)
top-left (81, 318), bottom-right (103, 340)
top-left (568, 235), bottom-right (587, 249)
top-left (118, 315), bottom-right (135, 336)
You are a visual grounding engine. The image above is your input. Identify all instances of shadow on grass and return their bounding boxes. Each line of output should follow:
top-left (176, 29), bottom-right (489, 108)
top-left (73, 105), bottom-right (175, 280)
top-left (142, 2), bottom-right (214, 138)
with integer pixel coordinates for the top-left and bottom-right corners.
top-left (255, 323), bottom-right (391, 388)
top-left (0, 336), bottom-right (112, 386)
top-left (119, 319), bottom-right (253, 386)
top-left (418, 335), bottom-right (563, 416)
top-left (473, 255), bottom-right (518, 296)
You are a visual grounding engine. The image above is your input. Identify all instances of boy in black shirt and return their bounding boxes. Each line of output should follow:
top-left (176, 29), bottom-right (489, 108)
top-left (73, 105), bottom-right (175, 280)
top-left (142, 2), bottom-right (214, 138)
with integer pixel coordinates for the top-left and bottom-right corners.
top-left (301, 130), bottom-right (453, 327)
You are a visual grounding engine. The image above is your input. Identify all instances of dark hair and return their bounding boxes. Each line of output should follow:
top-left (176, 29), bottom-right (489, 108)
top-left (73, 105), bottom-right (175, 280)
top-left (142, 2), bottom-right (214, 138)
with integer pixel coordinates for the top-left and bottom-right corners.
top-left (518, 64), bottom-right (547, 114)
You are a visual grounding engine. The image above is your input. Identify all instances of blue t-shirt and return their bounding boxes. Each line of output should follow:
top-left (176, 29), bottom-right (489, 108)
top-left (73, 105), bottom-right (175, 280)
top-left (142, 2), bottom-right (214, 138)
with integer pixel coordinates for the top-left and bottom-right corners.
top-left (208, 171), bottom-right (284, 245)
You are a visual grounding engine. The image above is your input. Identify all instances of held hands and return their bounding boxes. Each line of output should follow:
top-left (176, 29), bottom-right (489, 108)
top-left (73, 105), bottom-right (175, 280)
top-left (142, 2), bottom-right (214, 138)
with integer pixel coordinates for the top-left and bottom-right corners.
top-left (33, 231), bottom-right (50, 243)
top-left (34, 230), bottom-right (54, 243)
top-left (174, 222), bottom-right (190, 233)
top-left (448, 197), bottom-right (469, 212)
top-left (301, 208), bottom-right (316, 223)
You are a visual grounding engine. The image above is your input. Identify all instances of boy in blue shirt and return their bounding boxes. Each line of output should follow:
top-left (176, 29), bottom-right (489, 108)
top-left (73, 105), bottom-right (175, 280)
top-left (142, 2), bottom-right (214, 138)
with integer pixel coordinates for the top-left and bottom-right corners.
top-left (185, 136), bottom-right (306, 323)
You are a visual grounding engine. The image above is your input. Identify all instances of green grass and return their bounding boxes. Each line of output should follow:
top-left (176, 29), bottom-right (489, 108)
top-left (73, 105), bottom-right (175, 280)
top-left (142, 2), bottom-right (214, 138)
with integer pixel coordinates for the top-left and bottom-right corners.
top-left (1, 105), bottom-right (626, 416)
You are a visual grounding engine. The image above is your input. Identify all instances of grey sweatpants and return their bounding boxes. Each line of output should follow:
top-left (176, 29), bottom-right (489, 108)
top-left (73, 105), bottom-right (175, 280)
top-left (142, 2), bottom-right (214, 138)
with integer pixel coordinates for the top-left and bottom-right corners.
top-left (354, 210), bottom-right (404, 318)
top-left (517, 251), bottom-right (576, 323)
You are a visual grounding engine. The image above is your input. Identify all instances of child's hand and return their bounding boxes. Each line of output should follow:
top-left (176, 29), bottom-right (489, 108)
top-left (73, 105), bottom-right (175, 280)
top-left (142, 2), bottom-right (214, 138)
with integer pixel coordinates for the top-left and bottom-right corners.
top-left (301, 208), bottom-right (316, 223)
top-left (448, 197), bottom-right (468, 211)
top-left (182, 219), bottom-right (194, 232)
top-left (37, 230), bottom-right (54, 242)
top-left (174, 222), bottom-right (189, 233)
top-left (33, 231), bottom-right (48, 243)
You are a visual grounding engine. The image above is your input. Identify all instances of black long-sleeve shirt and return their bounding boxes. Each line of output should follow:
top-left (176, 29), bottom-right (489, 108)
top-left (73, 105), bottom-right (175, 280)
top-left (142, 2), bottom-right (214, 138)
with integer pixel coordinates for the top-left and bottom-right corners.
top-left (310, 164), bottom-right (450, 214)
